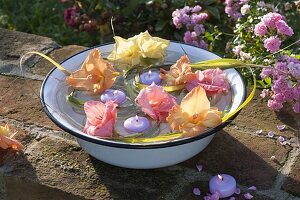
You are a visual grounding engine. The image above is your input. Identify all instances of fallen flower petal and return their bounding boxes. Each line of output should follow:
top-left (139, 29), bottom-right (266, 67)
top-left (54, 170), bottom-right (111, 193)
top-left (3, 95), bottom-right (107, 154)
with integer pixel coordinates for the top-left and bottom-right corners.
top-left (196, 164), bottom-right (203, 172)
top-left (277, 124), bottom-right (286, 131)
top-left (193, 187), bottom-right (201, 196)
top-left (235, 188), bottom-right (241, 194)
top-left (248, 186), bottom-right (257, 191)
top-left (229, 197), bottom-right (235, 200)
top-left (255, 129), bottom-right (263, 134)
top-left (270, 155), bottom-right (276, 161)
top-left (267, 131), bottom-right (275, 138)
top-left (210, 192), bottom-right (220, 200)
top-left (244, 193), bottom-right (253, 199)
top-left (278, 136), bottom-right (285, 143)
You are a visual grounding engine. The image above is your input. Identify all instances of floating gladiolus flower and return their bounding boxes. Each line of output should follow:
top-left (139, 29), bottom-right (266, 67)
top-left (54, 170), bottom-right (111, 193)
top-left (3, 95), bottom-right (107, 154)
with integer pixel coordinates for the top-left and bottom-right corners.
top-left (83, 100), bottom-right (118, 137)
top-left (136, 31), bottom-right (170, 60)
top-left (108, 31), bottom-right (169, 67)
top-left (135, 83), bottom-right (177, 122)
top-left (186, 68), bottom-right (229, 96)
top-left (160, 55), bottom-right (194, 86)
top-left (67, 49), bottom-right (118, 95)
top-left (0, 124), bottom-right (23, 151)
top-left (166, 86), bottom-right (222, 137)
top-left (107, 36), bottom-right (141, 66)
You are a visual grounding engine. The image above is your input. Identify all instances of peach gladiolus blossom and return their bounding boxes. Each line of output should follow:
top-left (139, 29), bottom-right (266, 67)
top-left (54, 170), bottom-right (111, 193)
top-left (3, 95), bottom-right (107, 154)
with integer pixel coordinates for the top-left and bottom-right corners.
top-left (0, 124), bottom-right (23, 151)
top-left (135, 83), bottom-right (177, 122)
top-left (67, 48), bottom-right (117, 95)
top-left (83, 100), bottom-right (118, 137)
top-left (166, 86), bottom-right (222, 137)
top-left (160, 55), bottom-right (194, 85)
top-left (186, 68), bottom-right (229, 96)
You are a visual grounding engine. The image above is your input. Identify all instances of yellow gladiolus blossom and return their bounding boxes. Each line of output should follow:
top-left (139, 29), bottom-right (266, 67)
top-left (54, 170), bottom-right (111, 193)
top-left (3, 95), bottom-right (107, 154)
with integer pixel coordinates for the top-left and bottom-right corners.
top-left (108, 31), bottom-right (170, 67)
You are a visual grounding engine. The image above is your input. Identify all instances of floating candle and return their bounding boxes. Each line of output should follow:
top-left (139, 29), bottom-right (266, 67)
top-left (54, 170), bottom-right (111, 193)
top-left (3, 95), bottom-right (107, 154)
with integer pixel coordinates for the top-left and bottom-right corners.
top-left (100, 89), bottom-right (126, 105)
top-left (140, 70), bottom-right (161, 85)
top-left (209, 174), bottom-right (236, 198)
top-left (124, 115), bottom-right (150, 133)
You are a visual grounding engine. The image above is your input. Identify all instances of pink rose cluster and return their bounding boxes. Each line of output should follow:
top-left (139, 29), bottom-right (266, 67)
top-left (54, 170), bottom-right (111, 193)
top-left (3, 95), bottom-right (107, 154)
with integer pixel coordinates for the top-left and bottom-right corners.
top-left (254, 13), bottom-right (294, 53)
top-left (172, 5), bottom-right (208, 49)
top-left (261, 56), bottom-right (300, 113)
top-left (225, 0), bottom-right (249, 20)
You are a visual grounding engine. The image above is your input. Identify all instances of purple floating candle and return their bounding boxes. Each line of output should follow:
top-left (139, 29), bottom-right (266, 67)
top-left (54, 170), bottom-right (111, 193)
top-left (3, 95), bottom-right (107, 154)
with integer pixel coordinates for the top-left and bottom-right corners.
top-left (209, 174), bottom-right (236, 198)
top-left (124, 115), bottom-right (150, 133)
top-left (100, 89), bottom-right (126, 105)
top-left (140, 70), bottom-right (161, 85)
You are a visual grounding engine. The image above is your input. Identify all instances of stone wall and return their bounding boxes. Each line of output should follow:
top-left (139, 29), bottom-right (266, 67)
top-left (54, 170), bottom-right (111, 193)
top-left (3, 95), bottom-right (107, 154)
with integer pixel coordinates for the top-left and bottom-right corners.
top-left (0, 28), bottom-right (299, 200)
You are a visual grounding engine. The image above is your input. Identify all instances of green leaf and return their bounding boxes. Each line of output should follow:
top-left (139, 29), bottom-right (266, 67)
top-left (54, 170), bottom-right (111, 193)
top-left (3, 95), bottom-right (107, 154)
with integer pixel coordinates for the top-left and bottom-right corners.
top-left (206, 6), bottom-right (220, 20)
top-left (190, 58), bottom-right (263, 69)
top-left (155, 20), bottom-right (168, 32)
top-left (202, 0), bottom-right (216, 5)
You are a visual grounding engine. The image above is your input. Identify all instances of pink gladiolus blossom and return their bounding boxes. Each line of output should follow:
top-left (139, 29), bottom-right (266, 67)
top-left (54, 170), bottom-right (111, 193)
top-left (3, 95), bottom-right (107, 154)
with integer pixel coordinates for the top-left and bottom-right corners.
top-left (186, 68), bottom-right (229, 96)
top-left (135, 83), bottom-right (177, 122)
top-left (264, 36), bottom-right (281, 53)
top-left (83, 100), bottom-right (118, 137)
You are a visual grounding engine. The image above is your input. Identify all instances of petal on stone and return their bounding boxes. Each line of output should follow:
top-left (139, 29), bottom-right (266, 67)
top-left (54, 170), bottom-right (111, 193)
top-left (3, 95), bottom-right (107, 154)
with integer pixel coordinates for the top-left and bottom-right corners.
top-left (248, 186), bottom-right (257, 191)
top-left (277, 124), bottom-right (286, 131)
top-left (255, 129), bottom-right (263, 134)
top-left (193, 187), bottom-right (201, 196)
top-left (196, 164), bottom-right (203, 172)
top-left (235, 188), bottom-right (241, 194)
top-left (244, 193), bottom-right (254, 199)
top-left (267, 131), bottom-right (275, 138)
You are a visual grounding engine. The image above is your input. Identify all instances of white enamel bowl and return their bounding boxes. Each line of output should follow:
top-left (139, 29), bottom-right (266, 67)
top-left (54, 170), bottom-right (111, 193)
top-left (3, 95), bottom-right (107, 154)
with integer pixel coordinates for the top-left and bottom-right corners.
top-left (40, 42), bottom-right (246, 169)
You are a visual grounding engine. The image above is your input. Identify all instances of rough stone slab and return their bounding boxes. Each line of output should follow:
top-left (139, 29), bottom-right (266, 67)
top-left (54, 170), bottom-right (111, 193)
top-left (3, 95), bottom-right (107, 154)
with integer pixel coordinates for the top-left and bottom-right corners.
top-left (33, 45), bottom-right (87, 77)
top-left (281, 151), bottom-right (300, 197)
top-left (4, 136), bottom-right (182, 200)
top-left (0, 75), bottom-right (59, 130)
top-left (4, 176), bottom-right (85, 200)
top-left (180, 181), bottom-right (273, 200)
top-left (181, 127), bottom-right (292, 190)
top-left (233, 91), bottom-right (299, 140)
top-left (0, 28), bottom-right (60, 78)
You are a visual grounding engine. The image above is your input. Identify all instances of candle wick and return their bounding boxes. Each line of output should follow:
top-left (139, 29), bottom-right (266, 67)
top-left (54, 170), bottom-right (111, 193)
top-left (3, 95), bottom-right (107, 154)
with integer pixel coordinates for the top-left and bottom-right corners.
top-left (148, 70), bottom-right (152, 77)
top-left (113, 91), bottom-right (118, 96)
top-left (135, 115), bottom-right (139, 122)
top-left (218, 174), bottom-right (223, 181)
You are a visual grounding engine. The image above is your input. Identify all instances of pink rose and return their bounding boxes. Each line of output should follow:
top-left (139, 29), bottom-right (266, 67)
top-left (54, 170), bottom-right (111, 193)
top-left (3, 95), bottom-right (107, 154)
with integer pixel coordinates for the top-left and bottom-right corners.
top-left (83, 100), bottom-right (118, 137)
top-left (186, 68), bottom-right (229, 96)
top-left (135, 83), bottom-right (177, 122)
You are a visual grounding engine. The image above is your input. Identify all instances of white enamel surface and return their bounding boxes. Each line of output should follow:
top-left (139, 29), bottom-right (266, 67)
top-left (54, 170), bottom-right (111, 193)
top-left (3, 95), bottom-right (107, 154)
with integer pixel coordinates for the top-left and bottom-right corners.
top-left (77, 134), bottom-right (214, 169)
top-left (41, 42), bottom-right (246, 169)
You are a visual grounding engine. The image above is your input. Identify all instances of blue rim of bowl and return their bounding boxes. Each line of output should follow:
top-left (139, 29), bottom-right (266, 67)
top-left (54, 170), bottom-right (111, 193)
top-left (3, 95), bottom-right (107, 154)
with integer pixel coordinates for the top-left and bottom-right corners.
top-left (40, 41), bottom-right (247, 149)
